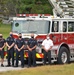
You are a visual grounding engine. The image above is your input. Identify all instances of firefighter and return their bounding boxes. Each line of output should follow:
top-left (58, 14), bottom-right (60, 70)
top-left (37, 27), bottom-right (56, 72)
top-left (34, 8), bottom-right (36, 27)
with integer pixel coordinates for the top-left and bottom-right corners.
top-left (15, 33), bottom-right (25, 68)
top-left (0, 34), bottom-right (5, 67)
top-left (6, 32), bottom-right (15, 67)
top-left (42, 34), bottom-right (53, 65)
top-left (27, 33), bottom-right (37, 67)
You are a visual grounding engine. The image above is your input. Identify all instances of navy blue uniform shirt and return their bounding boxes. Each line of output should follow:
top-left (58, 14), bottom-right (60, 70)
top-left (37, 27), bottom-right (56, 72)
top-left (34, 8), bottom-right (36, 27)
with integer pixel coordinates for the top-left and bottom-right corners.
top-left (15, 38), bottom-right (25, 49)
top-left (6, 36), bottom-right (14, 46)
top-left (27, 38), bottom-right (37, 49)
top-left (0, 38), bottom-right (5, 48)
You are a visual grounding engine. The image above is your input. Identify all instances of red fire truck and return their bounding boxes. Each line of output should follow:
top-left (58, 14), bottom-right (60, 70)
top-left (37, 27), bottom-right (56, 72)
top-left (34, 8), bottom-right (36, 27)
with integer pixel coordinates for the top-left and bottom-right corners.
top-left (9, 14), bottom-right (74, 64)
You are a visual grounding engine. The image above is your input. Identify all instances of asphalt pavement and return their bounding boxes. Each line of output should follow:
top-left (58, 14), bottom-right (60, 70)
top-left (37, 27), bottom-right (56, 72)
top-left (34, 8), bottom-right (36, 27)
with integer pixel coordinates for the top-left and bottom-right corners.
top-left (0, 59), bottom-right (26, 72)
top-left (0, 59), bottom-right (43, 72)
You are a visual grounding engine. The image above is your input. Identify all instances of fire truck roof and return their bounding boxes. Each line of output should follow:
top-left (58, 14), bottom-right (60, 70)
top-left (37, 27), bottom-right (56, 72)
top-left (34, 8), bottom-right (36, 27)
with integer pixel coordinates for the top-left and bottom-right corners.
top-left (12, 14), bottom-right (74, 21)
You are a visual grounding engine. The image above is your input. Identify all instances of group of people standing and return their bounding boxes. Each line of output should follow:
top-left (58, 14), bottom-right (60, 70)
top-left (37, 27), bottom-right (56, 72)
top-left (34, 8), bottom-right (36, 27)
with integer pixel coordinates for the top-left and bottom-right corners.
top-left (0, 32), bottom-right (53, 68)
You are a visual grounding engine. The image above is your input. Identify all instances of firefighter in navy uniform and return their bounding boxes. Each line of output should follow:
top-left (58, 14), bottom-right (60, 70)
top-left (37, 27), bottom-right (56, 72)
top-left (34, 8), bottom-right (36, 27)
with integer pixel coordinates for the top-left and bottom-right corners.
top-left (6, 32), bottom-right (15, 67)
top-left (15, 33), bottom-right (25, 68)
top-left (0, 34), bottom-right (5, 67)
top-left (27, 33), bottom-right (37, 67)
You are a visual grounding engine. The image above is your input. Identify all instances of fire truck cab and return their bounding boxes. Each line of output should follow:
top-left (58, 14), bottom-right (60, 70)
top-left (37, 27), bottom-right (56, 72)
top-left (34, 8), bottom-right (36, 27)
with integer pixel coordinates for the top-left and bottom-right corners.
top-left (11, 14), bottom-right (74, 64)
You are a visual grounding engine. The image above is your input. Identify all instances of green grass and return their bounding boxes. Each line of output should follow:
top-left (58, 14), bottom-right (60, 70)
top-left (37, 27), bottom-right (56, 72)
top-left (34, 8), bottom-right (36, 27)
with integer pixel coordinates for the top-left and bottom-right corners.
top-left (0, 23), bottom-right (11, 39)
top-left (0, 63), bottom-right (74, 75)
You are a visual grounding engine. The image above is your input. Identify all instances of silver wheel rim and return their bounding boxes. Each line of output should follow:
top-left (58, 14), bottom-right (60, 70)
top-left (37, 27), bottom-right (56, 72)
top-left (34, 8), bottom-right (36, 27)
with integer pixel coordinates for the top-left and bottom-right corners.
top-left (61, 52), bottom-right (67, 63)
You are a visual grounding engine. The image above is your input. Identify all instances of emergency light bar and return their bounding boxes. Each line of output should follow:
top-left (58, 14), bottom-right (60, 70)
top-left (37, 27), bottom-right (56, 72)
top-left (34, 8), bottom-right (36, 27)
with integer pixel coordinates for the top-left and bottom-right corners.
top-left (16, 14), bottom-right (51, 18)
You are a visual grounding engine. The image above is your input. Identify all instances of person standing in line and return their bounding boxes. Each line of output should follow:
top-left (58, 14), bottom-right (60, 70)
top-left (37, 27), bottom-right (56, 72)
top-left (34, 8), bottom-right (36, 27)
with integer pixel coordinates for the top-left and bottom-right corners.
top-left (6, 32), bottom-right (15, 67)
top-left (27, 33), bottom-right (37, 67)
top-left (15, 33), bottom-right (25, 68)
top-left (0, 34), bottom-right (6, 67)
top-left (42, 34), bottom-right (53, 65)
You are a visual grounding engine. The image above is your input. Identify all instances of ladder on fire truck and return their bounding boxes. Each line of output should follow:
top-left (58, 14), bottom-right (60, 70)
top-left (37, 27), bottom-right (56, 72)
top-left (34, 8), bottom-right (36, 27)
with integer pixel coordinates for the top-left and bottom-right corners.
top-left (48, 0), bottom-right (74, 18)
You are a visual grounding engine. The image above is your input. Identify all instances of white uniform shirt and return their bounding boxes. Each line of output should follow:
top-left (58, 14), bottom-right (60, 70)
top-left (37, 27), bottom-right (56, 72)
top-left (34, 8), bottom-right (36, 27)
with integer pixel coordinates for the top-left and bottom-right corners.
top-left (42, 39), bottom-right (53, 50)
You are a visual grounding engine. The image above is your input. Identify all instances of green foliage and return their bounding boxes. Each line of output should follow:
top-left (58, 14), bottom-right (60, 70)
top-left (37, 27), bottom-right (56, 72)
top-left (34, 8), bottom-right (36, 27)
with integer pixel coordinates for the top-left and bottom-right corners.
top-left (0, 0), bottom-right (53, 15)
top-left (31, 4), bottom-right (53, 14)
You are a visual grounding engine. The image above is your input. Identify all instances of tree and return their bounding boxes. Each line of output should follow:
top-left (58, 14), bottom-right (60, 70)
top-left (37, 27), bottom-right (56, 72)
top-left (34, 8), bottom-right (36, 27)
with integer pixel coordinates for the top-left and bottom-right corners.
top-left (0, 0), bottom-right (53, 17)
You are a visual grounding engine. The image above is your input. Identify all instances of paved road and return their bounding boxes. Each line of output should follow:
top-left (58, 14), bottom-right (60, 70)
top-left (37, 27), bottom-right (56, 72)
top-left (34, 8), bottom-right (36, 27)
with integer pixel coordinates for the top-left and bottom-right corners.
top-left (0, 60), bottom-right (26, 72)
top-left (0, 59), bottom-right (43, 72)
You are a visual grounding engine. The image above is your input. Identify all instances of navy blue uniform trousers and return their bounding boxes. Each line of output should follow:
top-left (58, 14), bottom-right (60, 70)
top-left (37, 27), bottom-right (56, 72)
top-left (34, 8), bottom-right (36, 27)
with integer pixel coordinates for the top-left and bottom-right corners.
top-left (7, 48), bottom-right (14, 66)
top-left (28, 50), bottom-right (36, 66)
top-left (15, 50), bottom-right (24, 66)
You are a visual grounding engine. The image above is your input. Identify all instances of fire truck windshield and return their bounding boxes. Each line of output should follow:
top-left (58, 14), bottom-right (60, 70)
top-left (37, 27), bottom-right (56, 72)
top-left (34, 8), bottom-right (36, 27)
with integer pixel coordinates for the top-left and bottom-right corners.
top-left (12, 20), bottom-right (50, 34)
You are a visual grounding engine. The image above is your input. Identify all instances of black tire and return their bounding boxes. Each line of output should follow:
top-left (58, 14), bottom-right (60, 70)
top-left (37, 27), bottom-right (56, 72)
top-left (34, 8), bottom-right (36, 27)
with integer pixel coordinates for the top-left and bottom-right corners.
top-left (57, 47), bottom-right (70, 64)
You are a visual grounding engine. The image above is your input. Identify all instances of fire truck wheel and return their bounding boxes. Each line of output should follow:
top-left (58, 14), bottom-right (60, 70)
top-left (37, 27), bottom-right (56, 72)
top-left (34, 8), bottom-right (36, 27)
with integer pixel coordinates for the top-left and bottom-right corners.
top-left (57, 47), bottom-right (70, 64)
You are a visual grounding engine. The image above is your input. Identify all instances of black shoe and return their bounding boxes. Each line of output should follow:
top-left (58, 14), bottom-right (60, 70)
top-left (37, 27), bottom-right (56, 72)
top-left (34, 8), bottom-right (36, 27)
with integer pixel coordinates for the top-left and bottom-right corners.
top-left (12, 65), bottom-right (14, 67)
top-left (21, 66), bottom-right (24, 68)
top-left (14, 65), bottom-right (18, 67)
top-left (6, 65), bottom-right (11, 67)
top-left (33, 65), bottom-right (36, 67)
top-left (27, 65), bottom-right (31, 68)
top-left (1, 64), bottom-right (4, 67)
top-left (43, 63), bottom-right (46, 65)
top-left (12, 64), bottom-right (14, 66)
